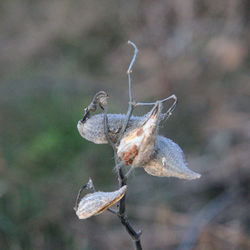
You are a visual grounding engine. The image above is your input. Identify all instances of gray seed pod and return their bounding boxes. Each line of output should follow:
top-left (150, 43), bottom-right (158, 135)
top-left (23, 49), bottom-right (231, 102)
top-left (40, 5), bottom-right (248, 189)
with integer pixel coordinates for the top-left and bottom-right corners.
top-left (77, 113), bottom-right (142, 144)
top-left (76, 185), bottom-right (127, 219)
top-left (143, 136), bottom-right (201, 180)
top-left (77, 113), bottom-right (201, 180)
top-left (77, 105), bottom-right (171, 144)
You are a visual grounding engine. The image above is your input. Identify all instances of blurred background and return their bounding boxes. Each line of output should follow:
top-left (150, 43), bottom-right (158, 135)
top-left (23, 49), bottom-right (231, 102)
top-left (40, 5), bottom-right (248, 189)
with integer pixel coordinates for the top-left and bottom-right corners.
top-left (0, 0), bottom-right (249, 249)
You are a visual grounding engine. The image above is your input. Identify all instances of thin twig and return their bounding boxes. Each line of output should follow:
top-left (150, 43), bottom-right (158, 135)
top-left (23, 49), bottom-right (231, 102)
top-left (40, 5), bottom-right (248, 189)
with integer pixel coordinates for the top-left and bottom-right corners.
top-left (135, 94), bottom-right (177, 121)
top-left (103, 102), bottom-right (142, 250)
top-left (102, 41), bottom-right (143, 250)
top-left (118, 41), bottom-right (138, 144)
top-left (135, 94), bottom-right (176, 106)
top-left (107, 208), bottom-right (119, 215)
top-left (160, 94), bottom-right (177, 121)
top-left (103, 106), bottom-right (117, 152)
top-left (74, 178), bottom-right (95, 211)
top-left (77, 41), bottom-right (181, 250)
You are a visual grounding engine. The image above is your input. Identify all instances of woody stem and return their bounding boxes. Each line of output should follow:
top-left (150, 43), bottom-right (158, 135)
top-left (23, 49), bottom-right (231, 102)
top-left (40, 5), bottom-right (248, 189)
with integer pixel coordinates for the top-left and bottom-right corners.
top-left (103, 104), bottom-right (142, 250)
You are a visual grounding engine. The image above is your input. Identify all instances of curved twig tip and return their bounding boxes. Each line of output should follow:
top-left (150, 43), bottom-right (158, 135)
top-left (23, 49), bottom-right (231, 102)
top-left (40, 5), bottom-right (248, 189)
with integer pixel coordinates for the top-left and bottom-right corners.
top-left (128, 40), bottom-right (138, 52)
top-left (127, 41), bottom-right (138, 75)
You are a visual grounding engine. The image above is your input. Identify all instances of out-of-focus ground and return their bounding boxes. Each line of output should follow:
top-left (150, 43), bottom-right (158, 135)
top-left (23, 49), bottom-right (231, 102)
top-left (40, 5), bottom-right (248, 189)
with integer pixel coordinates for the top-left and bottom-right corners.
top-left (0, 0), bottom-right (249, 249)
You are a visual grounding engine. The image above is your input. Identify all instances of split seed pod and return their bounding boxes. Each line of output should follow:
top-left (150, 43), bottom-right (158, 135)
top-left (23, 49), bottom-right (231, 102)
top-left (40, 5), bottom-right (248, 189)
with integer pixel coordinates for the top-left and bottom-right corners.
top-left (75, 185), bottom-right (127, 219)
top-left (117, 102), bottom-right (162, 167)
top-left (77, 113), bottom-right (201, 180)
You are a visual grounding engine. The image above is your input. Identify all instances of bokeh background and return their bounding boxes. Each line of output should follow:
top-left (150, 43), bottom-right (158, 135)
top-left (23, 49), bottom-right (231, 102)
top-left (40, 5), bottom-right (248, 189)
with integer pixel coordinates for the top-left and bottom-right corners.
top-left (0, 0), bottom-right (249, 249)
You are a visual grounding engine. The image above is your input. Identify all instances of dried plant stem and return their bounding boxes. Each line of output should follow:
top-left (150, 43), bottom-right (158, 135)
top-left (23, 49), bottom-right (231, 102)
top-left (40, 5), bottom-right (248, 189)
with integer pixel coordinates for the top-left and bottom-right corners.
top-left (118, 41), bottom-right (138, 144)
top-left (104, 105), bottom-right (142, 249)
top-left (136, 94), bottom-right (177, 121)
top-left (103, 41), bottom-right (142, 250)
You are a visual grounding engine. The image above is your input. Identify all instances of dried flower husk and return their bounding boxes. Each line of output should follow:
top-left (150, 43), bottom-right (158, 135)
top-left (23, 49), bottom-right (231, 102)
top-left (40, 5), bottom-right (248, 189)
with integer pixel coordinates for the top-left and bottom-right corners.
top-left (76, 185), bottom-right (127, 219)
top-left (77, 113), bottom-right (142, 144)
top-left (77, 113), bottom-right (201, 180)
top-left (144, 136), bottom-right (201, 180)
top-left (117, 102), bottom-right (162, 167)
top-left (87, 91), bottom-right (109, 112)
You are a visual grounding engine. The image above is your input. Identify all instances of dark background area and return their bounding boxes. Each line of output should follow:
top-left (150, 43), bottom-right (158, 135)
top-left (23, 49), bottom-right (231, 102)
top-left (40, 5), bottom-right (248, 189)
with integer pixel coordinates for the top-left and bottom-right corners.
top-left (0, 0), bottom-right (249, 249)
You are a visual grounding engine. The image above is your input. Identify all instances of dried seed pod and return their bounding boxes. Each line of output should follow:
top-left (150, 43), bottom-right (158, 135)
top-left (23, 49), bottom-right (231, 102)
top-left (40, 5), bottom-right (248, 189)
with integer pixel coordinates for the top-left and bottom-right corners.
top-left (117, 102), bottom-right (162, 167)
top-left (77, 110), bottom-right (201, 180)
top-left (75, 185), bottom-right (127, 219)
top-left (144, 136), bottom-right (201, 180)
top-left (77, 113), bottom-right (142, 144)
top-left (77, 105), bottom-right (176, 145)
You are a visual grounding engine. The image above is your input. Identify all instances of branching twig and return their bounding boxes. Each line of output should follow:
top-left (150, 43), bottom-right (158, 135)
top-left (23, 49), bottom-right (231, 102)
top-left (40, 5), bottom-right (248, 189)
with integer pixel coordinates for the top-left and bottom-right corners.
top-left (103, 103), bottom-right (142, 249)
top-left (102, 41), bottom-right (143, 250)
top-left (78, 41), bottom-right (178, 249)
top-left (136, 94), bottom-right (177, 121)
top-left (76, 40), bottom-right (184, 250)
top-left (118, 41), bottom-right (138, 144)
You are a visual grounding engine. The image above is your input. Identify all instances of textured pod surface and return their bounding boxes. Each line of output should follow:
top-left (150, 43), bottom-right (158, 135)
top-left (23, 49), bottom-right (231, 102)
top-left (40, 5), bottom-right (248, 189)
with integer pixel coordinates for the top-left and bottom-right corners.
top-left (76, 185), bottom-right (127, 219)
top-left (144, 136), bottom-right (201, 180)
top-left (117, 103), bottom-right (162, 166)
top-left (77, 113), bottom-right (201, 180)
top-left (77, 113), bottom-right (142, 144)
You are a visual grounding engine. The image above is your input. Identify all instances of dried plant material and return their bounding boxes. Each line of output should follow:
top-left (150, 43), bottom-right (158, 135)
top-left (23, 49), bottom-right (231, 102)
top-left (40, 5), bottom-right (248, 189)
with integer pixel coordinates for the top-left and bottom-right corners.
top-left (77, 113), bottom-right (141, 144)
top-left (117, 102), bottom-right (162, 167)
top-left (77, 112), bottom-right (201, 180)
top-left (80, 91), bottom-right (109, 124)
top-left (77, 95), bottom-right (176, 145)
top-left (144, 136), bottom-right (201, 180)
top-left (75, 186), bottom-right (127, 219)
top-left (76, 41), bottom-right (201, 249)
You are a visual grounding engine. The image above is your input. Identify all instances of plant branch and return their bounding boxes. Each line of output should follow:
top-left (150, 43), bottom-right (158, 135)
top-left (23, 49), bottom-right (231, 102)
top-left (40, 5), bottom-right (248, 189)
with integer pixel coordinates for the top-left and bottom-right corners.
top-left (118, 41), bottom-right (138, 144)
top-left (103, 106), bottom-right (143, 249)
top-left (77, 41), bottom-right (181, 250)
top-left (135, 94), bottom-right (177, 121)
top-left (102, 41), bottom-right (142, 250)
top-left (103, 106), bottom-right (117, 152)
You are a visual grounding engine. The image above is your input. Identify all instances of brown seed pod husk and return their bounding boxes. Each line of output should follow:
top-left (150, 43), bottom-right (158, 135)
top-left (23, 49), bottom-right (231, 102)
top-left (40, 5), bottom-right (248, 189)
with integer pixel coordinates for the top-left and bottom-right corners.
top-left (117, 102), bottom-right (162, 167)
top-left (76, 185), bottom-right (127, 219)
